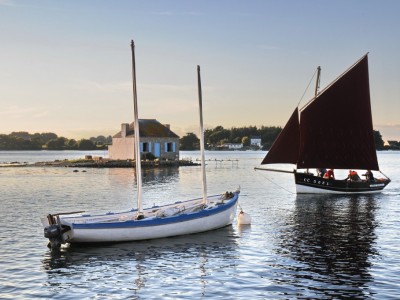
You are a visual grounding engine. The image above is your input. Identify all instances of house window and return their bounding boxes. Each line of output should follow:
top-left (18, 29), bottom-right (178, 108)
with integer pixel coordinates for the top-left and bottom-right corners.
top-left (142, 142), bottom-right (149, 152)
top-left (164, 142), bottom-right (175, 152)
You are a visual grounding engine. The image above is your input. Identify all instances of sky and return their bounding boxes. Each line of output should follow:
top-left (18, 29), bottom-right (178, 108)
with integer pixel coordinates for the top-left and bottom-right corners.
top-left (1, 0), bottom-right (399, 141)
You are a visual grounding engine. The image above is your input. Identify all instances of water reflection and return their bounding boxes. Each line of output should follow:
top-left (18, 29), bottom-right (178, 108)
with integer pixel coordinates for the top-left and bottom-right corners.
top-left (42, 226), bottom-right (238, 298)
top-left (141, 168), bottom-right (180, 186)
top-left (107, 167), bottom-right (180, 186)
top-left (277, 194), bottom-right (379, 298)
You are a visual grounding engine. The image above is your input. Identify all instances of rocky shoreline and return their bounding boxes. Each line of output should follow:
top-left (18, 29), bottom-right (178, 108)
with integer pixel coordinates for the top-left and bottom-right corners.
top-left (0, 158), bottom-right (200, 168)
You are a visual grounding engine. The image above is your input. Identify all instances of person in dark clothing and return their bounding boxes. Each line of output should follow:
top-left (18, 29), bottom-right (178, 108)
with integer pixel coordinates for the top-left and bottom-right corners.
top-left (362, 170), bottom-right (375, 182)
top-left (317, 168), bottom-right (327, 177)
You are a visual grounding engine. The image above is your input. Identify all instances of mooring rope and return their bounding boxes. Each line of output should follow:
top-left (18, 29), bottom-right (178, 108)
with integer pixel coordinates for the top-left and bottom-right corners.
top-left (256, 169), bottom-right (295, 194)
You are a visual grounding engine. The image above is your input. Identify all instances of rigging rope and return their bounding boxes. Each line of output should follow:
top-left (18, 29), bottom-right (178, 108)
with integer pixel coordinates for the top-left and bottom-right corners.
top-left (297, 67), bottom-right (319, 108)
top-left (256, 169), bottom-right (295, 194)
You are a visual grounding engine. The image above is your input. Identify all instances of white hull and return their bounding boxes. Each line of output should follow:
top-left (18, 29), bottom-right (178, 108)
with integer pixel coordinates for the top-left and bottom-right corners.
top-left (71, 204), bottom-right (236, 243)
top-left (42, 192), bottom-right (239, 245)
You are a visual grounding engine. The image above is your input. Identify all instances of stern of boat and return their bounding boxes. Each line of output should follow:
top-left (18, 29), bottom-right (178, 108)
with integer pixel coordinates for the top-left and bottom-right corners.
top-left (42, 214), bottom-right (72, 249)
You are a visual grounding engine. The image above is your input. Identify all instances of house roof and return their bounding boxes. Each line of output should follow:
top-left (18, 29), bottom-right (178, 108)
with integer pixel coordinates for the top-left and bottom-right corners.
top-left (113, 119), bottom-right (179, 138)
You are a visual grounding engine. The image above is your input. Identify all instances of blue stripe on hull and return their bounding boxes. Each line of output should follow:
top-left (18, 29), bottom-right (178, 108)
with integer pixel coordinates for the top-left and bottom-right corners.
top-left (71, 193), bottom-right (239, 230)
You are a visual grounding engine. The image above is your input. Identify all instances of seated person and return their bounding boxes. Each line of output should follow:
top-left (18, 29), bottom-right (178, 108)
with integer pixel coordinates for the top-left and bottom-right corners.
top-left (362, 170), bottom-right (375, 182)
top-left (323, 169), bottom-right (335, 180)
top-left (345, 170), bottom-right (361, 181)
top-left (317, 168), bottom-right (327, 177)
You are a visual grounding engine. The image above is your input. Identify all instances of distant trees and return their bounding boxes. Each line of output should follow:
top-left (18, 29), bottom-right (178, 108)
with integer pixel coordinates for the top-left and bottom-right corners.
top-left (78, 139), bottom-right (97, 150)
top-left (0, 129), bottom-right (393, 151)
top-left (180, 133), bottom-right (200, 150)
top-left (0, 132), bottom-right (111, 151)
top-left (179, 126), bottom-right (282, 150)
top-left (373, 130), bottom-right (385, 150)
top-left (241, 136), bottom-right (250, 146)
top-left (205, 126), bottom-right (230, 146)
top-left (0, 134), bottom-right (42, 150)
top-left (46, 137), bottom-right (68, 150)
top-left (204, 125), bottom-right (282, 150)
top-left (90, 135), bottom-right (112, 147)
top-left (180, 126), bottom-right (390, 152)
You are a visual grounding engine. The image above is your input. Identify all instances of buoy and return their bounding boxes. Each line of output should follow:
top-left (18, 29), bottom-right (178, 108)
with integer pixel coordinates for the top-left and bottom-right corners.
top-left (237, 210), bottom-right (251, 225)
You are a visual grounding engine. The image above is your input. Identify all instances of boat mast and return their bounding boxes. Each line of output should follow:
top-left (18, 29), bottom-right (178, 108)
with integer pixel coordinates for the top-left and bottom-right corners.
top-left (314, 66), bottom-right (321, 96)
top-left (131, 40), bottom-right (143, 214)
top-left (197, 65), bottom-right (208, 205)
top-left (306, 66), bottom-right (320, 174)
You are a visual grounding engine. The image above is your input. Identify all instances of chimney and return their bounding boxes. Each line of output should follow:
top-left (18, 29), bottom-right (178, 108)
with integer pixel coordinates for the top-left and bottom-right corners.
top-left (121, 123), bottom-right (129, 137)
top-left (164, 124), bottom-right (170, 130)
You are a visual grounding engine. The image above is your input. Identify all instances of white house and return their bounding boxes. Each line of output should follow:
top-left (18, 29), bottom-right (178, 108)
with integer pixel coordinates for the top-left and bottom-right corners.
top-left (250, 136), bottom-right (262, 148)
top-left (223, 143), bottom-right (243, 150)
top-left (108, 119), bottom-right (180, 160)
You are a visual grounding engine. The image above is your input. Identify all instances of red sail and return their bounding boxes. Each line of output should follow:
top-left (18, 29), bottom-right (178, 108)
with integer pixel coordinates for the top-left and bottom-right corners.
top-left (261, 108), bottom-right (300, 164)
top-left (297, 55), bottom-right (379, 170)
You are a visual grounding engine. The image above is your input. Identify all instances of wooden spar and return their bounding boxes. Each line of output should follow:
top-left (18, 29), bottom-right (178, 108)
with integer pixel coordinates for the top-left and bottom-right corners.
top-left (254, 167), bottom-right (295, 174)
top-left (305, 66), bottom-right (321, 175)
top-left (49, 211), bottom-right (85, 217)
top-left (131, 40), bottom-right (143, 214)
top-left (314, 66), bottom-right (321, 96)
top-left (197, 65), bottom-right (208, 205)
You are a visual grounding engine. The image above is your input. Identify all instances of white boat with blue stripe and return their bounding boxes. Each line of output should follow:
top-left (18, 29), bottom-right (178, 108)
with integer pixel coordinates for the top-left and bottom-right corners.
top-left (42, 41), bottom-right (240, 249)
top-left (42, 192), bottom-right (239, 245)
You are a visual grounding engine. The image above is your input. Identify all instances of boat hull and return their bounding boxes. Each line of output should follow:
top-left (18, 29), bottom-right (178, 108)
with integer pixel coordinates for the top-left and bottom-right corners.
top-left (43, 192), bottom-right (239, 244)
top-left (295, 173), bottom-right (390, 194)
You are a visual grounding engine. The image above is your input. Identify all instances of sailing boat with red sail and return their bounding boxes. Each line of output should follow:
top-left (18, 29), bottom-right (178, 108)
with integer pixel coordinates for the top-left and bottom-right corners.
top-left (256, 54), bottom-right (391, 194)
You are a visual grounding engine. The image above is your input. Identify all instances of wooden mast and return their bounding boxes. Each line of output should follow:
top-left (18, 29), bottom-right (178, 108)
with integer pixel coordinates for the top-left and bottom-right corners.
top-left (197, 65), bottom-right (208, 205)
top-left (306, 65), bottom-right (321, 174)
top-left (314, 66), bottom-right (321, 96)
top-left (131, 40), bottom-right (143, 215)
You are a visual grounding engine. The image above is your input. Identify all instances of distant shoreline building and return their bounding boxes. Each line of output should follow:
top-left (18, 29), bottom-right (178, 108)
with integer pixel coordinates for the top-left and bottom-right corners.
top-left (108, 119), bottom-right (180, 160)
top-left (223, 143), bottom-right (243, 150)
top-left (250, 136), bottom-right (262, 148)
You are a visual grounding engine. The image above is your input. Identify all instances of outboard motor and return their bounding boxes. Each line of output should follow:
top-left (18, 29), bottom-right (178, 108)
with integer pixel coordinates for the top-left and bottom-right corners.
top-left (44, 224), bottom-right (62, 249)
top-left (44, 214), bottom-right (70, 249)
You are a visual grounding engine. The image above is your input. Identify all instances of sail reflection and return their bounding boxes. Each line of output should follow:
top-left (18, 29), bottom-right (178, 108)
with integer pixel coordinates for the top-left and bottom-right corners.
top-left (41, 226), bottom-right (238, 298)
top-left (277, 194), bottom-right (379, 298)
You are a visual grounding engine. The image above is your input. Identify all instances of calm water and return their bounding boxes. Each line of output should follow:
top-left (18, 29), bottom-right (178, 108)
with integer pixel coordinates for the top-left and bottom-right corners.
top-left (0, 150), bottom-right (399, 299)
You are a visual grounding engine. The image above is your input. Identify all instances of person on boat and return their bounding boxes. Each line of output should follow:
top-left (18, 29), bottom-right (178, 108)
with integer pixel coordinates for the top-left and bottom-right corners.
top-left (323, 169), bottom-right (335, 180)
top-left (362, 170), bottom-right (375, 182)
top-left (345, 170), bottom-right (361, 181)
top-left (317, 168), bottom-right (327, 177)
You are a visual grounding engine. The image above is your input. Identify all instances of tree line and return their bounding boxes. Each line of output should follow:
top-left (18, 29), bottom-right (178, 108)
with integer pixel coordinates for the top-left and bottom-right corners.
top-left (0, 132), bottom-right (112, 150)
top-left (180, 125), bottom-right (282, 150)
top-left (0, 127), bottom-right (392, 151)
top-left (180, 126), bottom-right (389, 151)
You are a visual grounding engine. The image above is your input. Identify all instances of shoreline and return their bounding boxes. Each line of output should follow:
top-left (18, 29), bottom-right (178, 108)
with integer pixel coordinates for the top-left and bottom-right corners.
top-left (0, 158), bottom-right (200, 168)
